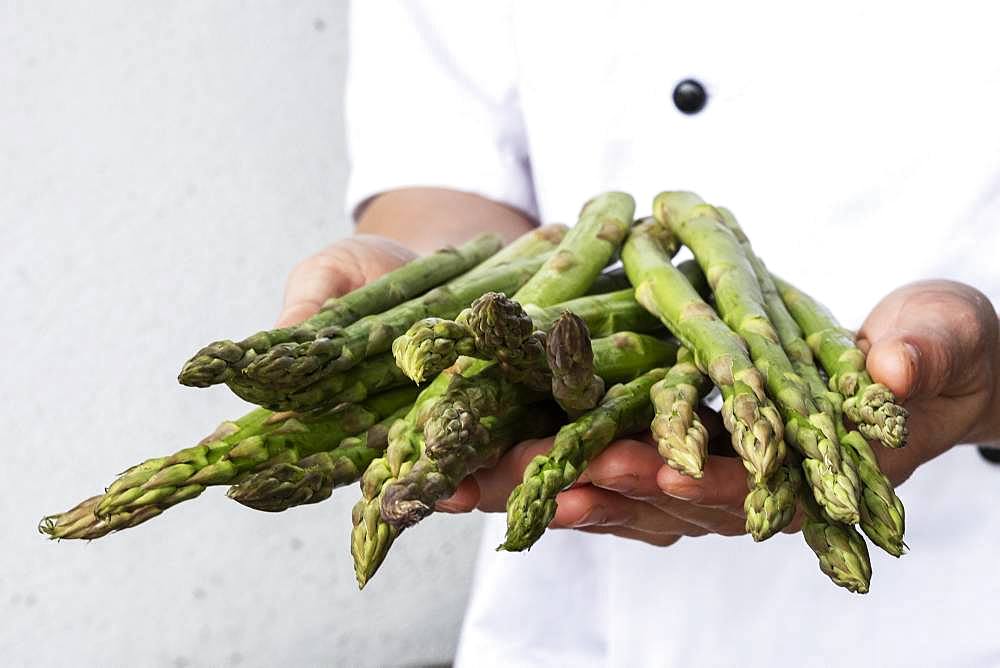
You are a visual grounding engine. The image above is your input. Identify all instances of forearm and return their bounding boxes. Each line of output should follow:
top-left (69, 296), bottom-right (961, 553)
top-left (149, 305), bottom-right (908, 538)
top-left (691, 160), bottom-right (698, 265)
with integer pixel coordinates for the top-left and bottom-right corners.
top-left (357, 187), bottom-right (538, 254)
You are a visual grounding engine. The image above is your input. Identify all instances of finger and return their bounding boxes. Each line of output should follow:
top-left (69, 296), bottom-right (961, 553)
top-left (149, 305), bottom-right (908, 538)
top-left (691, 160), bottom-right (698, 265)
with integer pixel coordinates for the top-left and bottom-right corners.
top-left (470, 437), bottom-right (555, 512)
top-left (277, 251), bottom-right (359, 327)
top-left (276, 236), bottom-right (415, 327)
top-left (656, 454), bottom-right (749, 511)
top-left (436, 477), bottom-right (481, 514)
top-left (571, 526), bottom-right (683, 548)
top-left (550, 486), bottom-right (711, 537)
top-left (859, 280), bottom-right (998, 401)
top-left (576, 438), bottom-right (662, 496)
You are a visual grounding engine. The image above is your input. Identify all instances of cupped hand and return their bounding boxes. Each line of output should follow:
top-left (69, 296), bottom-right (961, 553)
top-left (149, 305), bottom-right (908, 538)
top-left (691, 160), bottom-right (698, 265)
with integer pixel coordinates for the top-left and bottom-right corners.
top-left (276, 235), bottom-right (416, 327)
top-left (857, 279), bottom-right (999, 483)
top-left (439, 279), bottom-right (1000, 547)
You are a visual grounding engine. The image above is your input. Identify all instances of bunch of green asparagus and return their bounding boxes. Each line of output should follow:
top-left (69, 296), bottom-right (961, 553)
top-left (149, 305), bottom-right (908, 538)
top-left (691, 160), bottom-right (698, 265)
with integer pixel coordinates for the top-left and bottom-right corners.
top-left (41, 191), bottom-right (909, 594)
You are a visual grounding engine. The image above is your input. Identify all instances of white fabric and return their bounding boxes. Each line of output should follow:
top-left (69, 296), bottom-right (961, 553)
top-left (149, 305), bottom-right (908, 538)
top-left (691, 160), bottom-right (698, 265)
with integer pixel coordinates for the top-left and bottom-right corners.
top-left (346, 2), bottom-right (1000, 666)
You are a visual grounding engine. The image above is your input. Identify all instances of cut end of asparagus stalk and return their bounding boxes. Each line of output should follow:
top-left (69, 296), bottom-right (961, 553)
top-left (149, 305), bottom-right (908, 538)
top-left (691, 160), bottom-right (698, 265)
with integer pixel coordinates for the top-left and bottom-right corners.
top-left (379, 484), bottom-right (433, 529)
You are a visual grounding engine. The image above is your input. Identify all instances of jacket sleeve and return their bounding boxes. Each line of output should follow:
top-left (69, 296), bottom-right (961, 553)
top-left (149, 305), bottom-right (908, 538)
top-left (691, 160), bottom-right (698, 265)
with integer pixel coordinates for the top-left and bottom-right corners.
top-left (345, 0), bottom-right (537, 222)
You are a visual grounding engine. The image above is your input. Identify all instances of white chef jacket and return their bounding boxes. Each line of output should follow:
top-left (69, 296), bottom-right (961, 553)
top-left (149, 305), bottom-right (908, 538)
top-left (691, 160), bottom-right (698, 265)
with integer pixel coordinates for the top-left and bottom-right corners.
top-left (345, 2), bottom-right (1000, 666)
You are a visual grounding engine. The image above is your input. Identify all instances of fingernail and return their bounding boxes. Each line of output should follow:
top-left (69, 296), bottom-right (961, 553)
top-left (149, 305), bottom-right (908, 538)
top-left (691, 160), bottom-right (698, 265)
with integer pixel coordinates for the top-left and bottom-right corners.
top-left (593, 474), bottom-right (638, 494)
top-left (435, 501), bottom-right (464, 514)
top-left (663, 483), bottom-right (702, 502)
top-left (570, 505), bottom-right (607, 528)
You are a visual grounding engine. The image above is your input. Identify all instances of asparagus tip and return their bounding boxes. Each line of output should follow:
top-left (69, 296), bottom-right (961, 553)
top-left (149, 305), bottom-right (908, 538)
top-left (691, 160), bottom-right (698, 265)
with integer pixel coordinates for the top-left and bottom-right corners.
top-left (177, 340), bottom-right (245, 387)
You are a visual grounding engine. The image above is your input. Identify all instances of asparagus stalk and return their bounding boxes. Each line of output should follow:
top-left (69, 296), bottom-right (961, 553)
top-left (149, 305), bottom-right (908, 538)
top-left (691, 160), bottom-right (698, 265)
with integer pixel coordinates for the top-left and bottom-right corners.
top-left (650, 347), bottom-right (711, 478)
top-left (356, 202), bottom-right (645, 584)
top-left (719, 208), bottom-right (906, 555)
top-left (460, 292), bottom-right (550, 391)
top-left (546, 312), bottom-right (605, 415)
top-left (351, 357), bottom-right (491, 588)
top-left (393, 289), bottom-right (662, 385)
top-left (243, 254), bottom-right (547, 391)
top-left (379, 373), bottom-right (554, 529)
top-left (840, 430), bottom-right (906, 556)
top-left (676, 258), bottom-right (711, 302)
top-left (799, 478), bottom-right (873, 593)
top-left (622, 218), bottom-right (785, 485)
top-left (773, 275), bottom-right (909, 448)
top-left (659, 194), bottom-right (859, 523)
top-left (744, 463), bottom-right (802, 542)
top-left (354, 331), bottom-right (677, 584)
top-left (38, 387), bottom-right (418, 540)
top-left (378, 323), bottom-right (662, 532)
top-left (226, 404), bottom-right (410, 512)
top-left (177, 234), bottom-right (504, 388)
top-left (474, 223), bottom-right (568, 271)
top-left (40, 495), bottom-right (165, 541)
top-left (500, 367), bottom-right (668, 551)
top-left (586, 266), bottom-right (631, 295)
top-left (225, 351), bottom-right (411, 411)
top-left (391, 319), bottom-right (477, 385)
top-left (512, 192), bottom-right (635, 307)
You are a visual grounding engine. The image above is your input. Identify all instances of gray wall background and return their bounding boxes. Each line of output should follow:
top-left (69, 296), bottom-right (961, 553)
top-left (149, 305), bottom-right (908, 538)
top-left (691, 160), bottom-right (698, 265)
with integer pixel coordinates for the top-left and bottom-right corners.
top-left (1, 3), bottom-right (482, 666)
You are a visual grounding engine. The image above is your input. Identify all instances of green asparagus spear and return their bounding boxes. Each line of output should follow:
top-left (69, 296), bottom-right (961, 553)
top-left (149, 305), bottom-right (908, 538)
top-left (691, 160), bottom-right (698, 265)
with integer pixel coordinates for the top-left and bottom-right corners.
top-left (461, 292), bottom-right (550, 390)
top-left (650, 347), bottom-right (711, 478)
top-left (351, 357), bottom-right (491, 588)
top-left (354, 331), bottom-right (677, 583)
top-left (500, 367), bottom-right (668, 552)
top-left (40, 495), bottom-right (166, 541)
top-left (744, 463), bottom-right (802, 542)
top-left (659, 194), bottom-right (858, 523)
top-left (224, 351), bottom-right (411, 411)
top-left (586, 266), bottom-right (631, 295)
top-left (244, 254), bottom-right (546, 391)
top-left (547, 312), bottom-right (606, 415)
top-left (622, 218), bottom-right (785, 485)
top-left (40, 387), bottom-right (418, 540)
top-left (720, 208), bottom-right (905, 555)
top-left (773, 275), bottom-right (909, 448)
top-left (378, 323), bottom-right (664, 532)
top-left (800, 478), bottom-right (873, 593)
top-left (512, 192), bottom-right (635, 306)
top-left (177, 234), bottom-right (503, 388)
top-left (474, 223), bottom-right (568, 271)
top-left (393, 289), bottom-right (663, 384)
top-left (676, 258), bottom-right (711, 302)
top-left (379, 375), bottom-right (555, 529)
top-left (226, 404), bottom-right (410, 512)
top-left (391, 319), bottom-right (477, 385)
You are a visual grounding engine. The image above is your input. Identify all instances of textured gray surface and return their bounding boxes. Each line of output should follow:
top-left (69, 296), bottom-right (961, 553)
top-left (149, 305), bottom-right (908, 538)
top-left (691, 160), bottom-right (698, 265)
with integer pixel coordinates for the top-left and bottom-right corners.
top-left (1, 3), bottom-right (481, 666)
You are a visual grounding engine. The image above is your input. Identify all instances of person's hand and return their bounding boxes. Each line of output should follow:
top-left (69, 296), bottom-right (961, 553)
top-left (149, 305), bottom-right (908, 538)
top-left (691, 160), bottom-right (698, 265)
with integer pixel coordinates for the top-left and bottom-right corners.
top-left (439, 280), bottom-right (1000, 547)
top-left (276, 235), bottom-right (416, 327)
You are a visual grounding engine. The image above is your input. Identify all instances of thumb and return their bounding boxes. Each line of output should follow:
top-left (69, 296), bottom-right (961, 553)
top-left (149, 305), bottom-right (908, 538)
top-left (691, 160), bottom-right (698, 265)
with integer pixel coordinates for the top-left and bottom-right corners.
top-left (860, 281), bottom-right (997, 402)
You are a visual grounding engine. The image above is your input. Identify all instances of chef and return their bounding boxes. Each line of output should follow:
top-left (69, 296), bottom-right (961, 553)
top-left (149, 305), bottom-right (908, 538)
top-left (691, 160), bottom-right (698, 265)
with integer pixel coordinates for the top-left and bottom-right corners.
top-left (277, 2), bottom-right (1000, 665)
